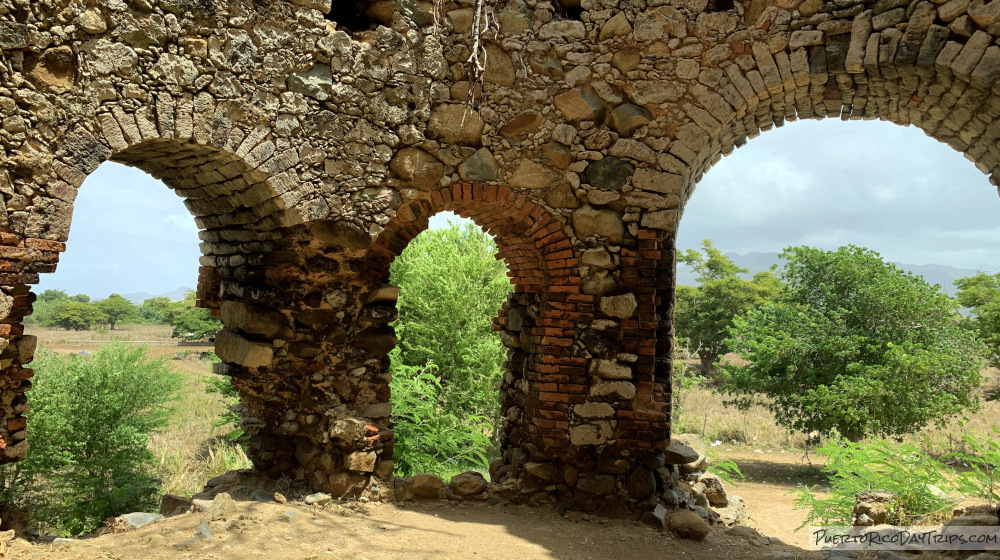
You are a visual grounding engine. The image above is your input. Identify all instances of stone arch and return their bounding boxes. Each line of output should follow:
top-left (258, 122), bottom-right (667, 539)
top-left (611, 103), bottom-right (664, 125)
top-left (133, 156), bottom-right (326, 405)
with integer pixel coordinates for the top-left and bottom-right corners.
top-left (364, 182), bottom-right (583, 471)
top-left (0, 93), bottom-right (304, 464)
top-left (668, 10), bottom-right (1000, 213)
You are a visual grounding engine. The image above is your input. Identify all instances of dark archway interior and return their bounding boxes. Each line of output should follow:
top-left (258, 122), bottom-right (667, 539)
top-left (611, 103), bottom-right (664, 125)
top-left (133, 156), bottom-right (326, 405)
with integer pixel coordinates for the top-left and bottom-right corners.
top-left (325, 2), bottom-right (375, 32)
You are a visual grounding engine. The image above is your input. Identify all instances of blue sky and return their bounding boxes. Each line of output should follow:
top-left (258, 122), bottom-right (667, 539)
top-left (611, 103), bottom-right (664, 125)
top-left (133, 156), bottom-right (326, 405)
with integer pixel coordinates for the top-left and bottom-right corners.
top-left (36, 118), bottom-right (1000, 299)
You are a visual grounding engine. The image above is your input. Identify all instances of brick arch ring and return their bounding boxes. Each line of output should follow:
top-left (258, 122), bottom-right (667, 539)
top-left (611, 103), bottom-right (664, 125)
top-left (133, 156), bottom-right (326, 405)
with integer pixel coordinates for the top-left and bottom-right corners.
top-left (364, 182), bottom-right (581, 295)
top-left (363, 182), bottom-right (589, 457)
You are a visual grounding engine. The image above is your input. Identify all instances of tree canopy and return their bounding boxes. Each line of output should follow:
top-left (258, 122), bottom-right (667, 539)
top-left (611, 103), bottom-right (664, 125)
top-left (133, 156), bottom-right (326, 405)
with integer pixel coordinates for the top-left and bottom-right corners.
top-left (95, 294), bottom-right (138, 330)
top-left (675, 239), bottom-right (782, 375)
top-left (720, 245), bottom-right (985, 441)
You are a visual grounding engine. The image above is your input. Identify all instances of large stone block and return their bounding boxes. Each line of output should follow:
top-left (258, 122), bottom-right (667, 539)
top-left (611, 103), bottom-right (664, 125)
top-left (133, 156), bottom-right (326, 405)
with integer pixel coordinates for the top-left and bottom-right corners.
top-left (554, 88), bottom-right (608, 123)
top-left (428, 104), bottom-right (485, 145)
top-left (572, 205), bottom-right (624, 243)
top-left (390, 147), bottom-right (444, 190)
top-left (215, 329), bottom-right (274, 369)
top-left (510, 159), bottom-right (561, 189)
top-left (220, 301), bottom-right (285, 338)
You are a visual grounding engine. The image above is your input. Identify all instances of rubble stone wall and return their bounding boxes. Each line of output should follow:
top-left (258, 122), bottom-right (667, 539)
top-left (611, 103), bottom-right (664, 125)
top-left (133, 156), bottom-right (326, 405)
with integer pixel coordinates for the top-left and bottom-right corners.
top-left (2, 0), bottom-right (999, 517)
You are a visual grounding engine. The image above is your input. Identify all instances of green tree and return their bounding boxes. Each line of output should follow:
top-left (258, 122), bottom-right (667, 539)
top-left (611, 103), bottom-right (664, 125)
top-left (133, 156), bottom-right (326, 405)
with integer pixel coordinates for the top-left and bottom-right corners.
top-left (388, 221), bottom-right (513, 473)
top-left (69, 293), bottom-right (90, 303)
top-left (46, 301), bottom-right (107, 331)
top-left (720, 245), bottom-right (985, 442)
top-left (95, 294), bottom-right (138, 330)
top-left (160, 291), bottom-right (221, 340)
top-left (675, 239), bottom-right (782, 375)
top-left (954, 272), bottom-right (1000, 362)
top-left (169, 307), bottom-right (221, 341)
top-left (137, 296), bottom-right (171, 324)
top-left (0, 343), bottom-right (181, 535)
top-left (28, 289), bottom-right (70, 325)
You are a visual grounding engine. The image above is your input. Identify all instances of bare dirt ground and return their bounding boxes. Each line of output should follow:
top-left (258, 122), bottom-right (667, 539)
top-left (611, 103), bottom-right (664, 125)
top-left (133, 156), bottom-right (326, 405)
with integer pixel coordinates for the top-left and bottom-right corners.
top-left (0, 447), bottom-right (967, 560)
top-left (3, 499), bottom-right (823, 560)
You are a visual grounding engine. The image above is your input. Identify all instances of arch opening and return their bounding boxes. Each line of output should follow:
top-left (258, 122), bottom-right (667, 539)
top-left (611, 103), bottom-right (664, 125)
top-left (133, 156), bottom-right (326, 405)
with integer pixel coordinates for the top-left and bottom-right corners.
top-left (672, 118), bottom-right (1000, 545)
top-left (385, 213), bottom-right (513, 478)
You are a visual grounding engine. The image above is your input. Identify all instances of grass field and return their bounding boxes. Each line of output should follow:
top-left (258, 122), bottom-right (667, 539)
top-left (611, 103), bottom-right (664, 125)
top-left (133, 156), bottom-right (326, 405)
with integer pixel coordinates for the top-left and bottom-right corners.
top-left (26, 324), bottom-right (251, 497)
top-left (672, 357), bottom-right (1000, 457)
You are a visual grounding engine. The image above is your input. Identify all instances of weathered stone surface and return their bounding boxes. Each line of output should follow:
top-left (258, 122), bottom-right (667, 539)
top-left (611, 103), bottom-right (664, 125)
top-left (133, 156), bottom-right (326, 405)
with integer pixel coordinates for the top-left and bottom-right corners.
top-left (310, 220), bottom-right (373, 250)
top-left (411, 474), bottom-right (445, 498)
top-left (608, 105), bottom-right (651, 138)
top-left (599, 294), bottom-right (637, 319)
top-left (576, 475), bottom-right (616, 495)
top-left (25, 47), bottom-right (77, 90)
top-left (572, 206), bottom-right (624, 243)
top-left (674, 434), bottom-right (708, 473)
top-left (590, 381), bottom-right (637, 400)
top-left (525, 462), bottom-right (559, 481)
top-left (669, 510), bottom-right (711, 540)
top-left (221, 301), bottom-right (285, 338)
top-left (120, 512), bottom-right (165, 529)
top-left (539, 20), bottom-right (586, 40)
top-left (555, 88), bottom-right (608, 123)
top-left (664, 439), bottom-right (700, 465)
top-left (499, 110), bottom-right (544, 138)
top-left (510, 159), bottom-right (561, 189)
top-left (600, 12), bottom-right (634, 41)
top-left (288, 65), bottom-right (333, 101)
top-left (428, 104), bottom-right (485, 145)
top-left (208, 493), bottom-right (238, 521)
top-left (458, 148), bottom-right (499, 181)
top-left (852, 491), bottom-right (897, 526)
top-left (450, 471), bottom-right (488, 496)
top-left (589, 359), bottom-right (632, 379)
top-left (345, 451), bottom-right (377, 472)
top-left (574, 402), bottom-right (616, 418)
top-left (627, 466), bottom-right (656, 499)
top-left (390, 148), bottom-right (444, 190)
top-left (484, 44), bottom-right (515, 86)
top-left (697, 472), bottom-right (728, 507)
top-left (160, 494), bottom-right (192, 516)
top-left (581, 157), bottom-right (634, 190)
top-left (215, 329), bottom-right (273, 369)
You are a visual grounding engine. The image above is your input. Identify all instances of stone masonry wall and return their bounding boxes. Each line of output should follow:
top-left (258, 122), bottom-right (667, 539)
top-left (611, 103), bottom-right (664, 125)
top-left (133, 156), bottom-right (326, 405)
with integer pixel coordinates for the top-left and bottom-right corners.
top-left (2, 0), bottom-right (1000, 518)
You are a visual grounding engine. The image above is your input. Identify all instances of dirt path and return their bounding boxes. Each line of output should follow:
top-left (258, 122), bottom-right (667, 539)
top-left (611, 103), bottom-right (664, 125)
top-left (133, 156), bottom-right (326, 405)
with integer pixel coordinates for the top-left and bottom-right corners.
top-left (5, 499), bottom-right (829, 560)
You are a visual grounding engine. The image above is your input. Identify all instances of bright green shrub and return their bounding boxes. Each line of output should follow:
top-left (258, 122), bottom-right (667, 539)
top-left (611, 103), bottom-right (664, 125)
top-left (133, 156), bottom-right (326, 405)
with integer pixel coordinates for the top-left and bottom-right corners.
top-left (794, 438), bottom-right (957, 527)
top-left (0, 343), bottom-right (181, 535)
top-left (388, 220), bottom-right (513, 474)
top-left (389, 357), bottom-right (493, 477)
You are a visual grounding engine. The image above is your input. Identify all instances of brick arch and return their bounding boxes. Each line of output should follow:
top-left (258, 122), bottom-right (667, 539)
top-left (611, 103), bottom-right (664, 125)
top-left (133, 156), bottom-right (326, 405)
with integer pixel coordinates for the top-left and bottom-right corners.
top-left (364, 182), bottom-right (581, 295)
top-left (0, 96), bottom-right (309, 463)
top-left (359, 182), bottom-right (588, 466)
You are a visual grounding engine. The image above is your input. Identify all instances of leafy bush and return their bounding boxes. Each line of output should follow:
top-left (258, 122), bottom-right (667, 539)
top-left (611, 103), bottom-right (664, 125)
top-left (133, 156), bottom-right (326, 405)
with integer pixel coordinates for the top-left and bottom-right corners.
top-left (949, 426), bottom-right (1000, 503)
top-left (388, 220), bottom-right (513, 473)
top-left (795, 438), bottom-right (964, 529)
top-left (722, 245), bottom-right (985, 441)
top-left (389, 358), bottom-right (493, 477)
top-left (0, 343), bottom-right (181, 535)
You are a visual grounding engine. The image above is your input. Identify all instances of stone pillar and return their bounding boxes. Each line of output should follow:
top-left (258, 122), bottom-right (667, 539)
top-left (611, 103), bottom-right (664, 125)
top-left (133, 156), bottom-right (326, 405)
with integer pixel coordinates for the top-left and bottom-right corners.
top-left (0, 235), bottom-right (63, 465)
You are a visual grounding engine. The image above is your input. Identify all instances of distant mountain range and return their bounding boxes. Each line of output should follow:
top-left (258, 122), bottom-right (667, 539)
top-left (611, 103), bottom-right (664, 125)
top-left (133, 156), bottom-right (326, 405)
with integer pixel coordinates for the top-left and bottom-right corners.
top-left (676, 251), bottom-right (980, 296)
top-left (120, 287), bottom-right (192, 305)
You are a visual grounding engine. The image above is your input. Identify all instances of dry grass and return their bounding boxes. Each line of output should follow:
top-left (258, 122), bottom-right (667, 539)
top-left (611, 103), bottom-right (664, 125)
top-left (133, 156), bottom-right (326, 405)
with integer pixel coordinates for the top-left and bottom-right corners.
top-left (28, 323), bottom-right (180, 343)
top-left (674, 363), bottom-right (1000, 456)
top-left (26, 324), bottom-right (251, 497)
